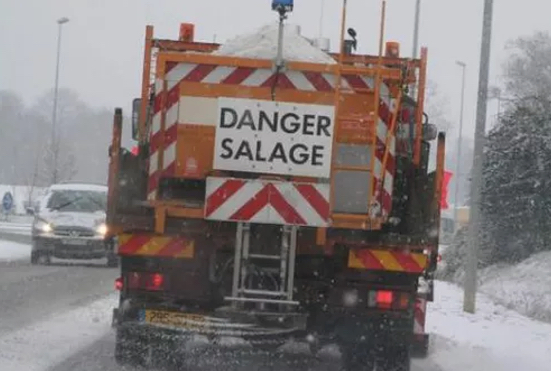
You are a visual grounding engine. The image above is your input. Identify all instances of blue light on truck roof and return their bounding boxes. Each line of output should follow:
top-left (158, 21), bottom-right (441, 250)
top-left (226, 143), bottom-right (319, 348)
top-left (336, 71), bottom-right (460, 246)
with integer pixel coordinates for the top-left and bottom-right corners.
top-left (272, 0), bottom-right (293, 12)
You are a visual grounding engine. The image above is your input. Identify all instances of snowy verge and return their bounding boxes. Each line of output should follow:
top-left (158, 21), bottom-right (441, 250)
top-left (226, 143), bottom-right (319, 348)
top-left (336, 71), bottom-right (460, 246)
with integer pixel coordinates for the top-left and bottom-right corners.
top-left (0, 240), bottom-right (31, 261)
top-left (422, 281), bottom-right (551, 371)
top-left (0, 293), bottom-right (117, 371)
top-left (0, 222), bottom-right (31, 236)
top-left (477, 251), bottom-right (551, 322)
top-left (440, 246), bottom-right (551, 323)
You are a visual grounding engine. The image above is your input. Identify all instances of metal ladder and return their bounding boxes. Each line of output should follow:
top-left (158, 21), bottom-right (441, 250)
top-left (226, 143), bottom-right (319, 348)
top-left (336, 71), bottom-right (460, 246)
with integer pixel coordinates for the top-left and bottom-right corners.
top-left (224, 223), bottom-right (300, 308)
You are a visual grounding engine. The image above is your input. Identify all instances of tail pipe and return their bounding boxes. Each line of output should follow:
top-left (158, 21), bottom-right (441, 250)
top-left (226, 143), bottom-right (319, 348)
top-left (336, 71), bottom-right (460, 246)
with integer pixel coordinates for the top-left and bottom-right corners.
top-left (107, 108), bottom-right (123, 228)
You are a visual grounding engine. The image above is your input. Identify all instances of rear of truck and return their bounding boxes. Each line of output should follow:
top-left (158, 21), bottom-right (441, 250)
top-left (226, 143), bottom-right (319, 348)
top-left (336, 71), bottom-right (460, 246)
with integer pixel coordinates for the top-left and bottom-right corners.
top-left (107, 16), bottom-right (444, 371)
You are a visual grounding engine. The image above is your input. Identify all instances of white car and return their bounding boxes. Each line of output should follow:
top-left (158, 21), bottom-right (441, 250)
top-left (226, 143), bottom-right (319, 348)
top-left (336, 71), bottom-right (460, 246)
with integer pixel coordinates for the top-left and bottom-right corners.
top-left (29, 182), bottom-right (117, 267)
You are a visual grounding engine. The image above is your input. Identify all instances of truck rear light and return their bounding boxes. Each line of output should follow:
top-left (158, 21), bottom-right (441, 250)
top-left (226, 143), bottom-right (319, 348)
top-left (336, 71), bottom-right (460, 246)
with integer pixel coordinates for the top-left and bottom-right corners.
top-left (397, 292), bottom-right (410, 309)
top-left (115, 277), bottom-right (123, 291)
top-left (126, 272), bottom-right (165, 291)
top-left (367, 290), bottom-right (410, 310)
top-left (146, 273), bottom-right (164, 291)
top-left (376, 290), bottom-right (393, 308)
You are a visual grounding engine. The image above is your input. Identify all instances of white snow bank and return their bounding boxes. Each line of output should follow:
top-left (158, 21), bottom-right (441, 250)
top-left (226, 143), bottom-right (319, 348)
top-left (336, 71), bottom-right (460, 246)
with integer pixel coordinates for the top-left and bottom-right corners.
top-left (213, 22), bottom-right (336, 64)
top-left (0, 184), bottom-right (46, 215)
top-left (478, 251), bottom-right (551, 322)
top-left (420, 281), bottom-right (551, 371)
top-left (0, 240), bottom-right (31, 261)
top-left (0, 222), bottom-right (32, 236)
top-left (0, 293), bottom-right (117, 371)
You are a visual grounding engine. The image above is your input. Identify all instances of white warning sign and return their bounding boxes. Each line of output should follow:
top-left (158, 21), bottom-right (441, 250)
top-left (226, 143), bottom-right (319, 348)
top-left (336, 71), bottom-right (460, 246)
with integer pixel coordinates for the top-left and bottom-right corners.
top-left (213, 97), bottom-right (335, 178)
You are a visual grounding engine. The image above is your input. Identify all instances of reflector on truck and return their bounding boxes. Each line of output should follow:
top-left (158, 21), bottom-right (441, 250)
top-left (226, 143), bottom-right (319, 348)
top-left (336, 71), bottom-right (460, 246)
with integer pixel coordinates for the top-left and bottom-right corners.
top-left (348, 249), bottom-right (428, 273)
top-left (117, 234), bottom-right (194, 258)
top-left (204, 176), bottom-right (330, 227)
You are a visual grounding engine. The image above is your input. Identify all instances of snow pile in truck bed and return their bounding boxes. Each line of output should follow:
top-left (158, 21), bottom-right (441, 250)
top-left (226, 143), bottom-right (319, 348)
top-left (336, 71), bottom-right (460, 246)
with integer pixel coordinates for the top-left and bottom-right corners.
top-left (213, 22), bottom-right (336, 64)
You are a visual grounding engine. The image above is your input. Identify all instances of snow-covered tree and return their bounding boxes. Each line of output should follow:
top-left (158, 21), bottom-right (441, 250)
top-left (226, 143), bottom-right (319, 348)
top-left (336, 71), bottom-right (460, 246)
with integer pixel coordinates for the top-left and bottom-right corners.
top-left (480, 31), bottom-right (551, 265)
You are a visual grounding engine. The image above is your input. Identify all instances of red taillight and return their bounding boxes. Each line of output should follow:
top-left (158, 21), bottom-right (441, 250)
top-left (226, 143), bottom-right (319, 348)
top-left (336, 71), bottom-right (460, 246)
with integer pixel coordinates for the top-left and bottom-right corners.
top-left (115, 277), bottom-right (123, 291)
top-left (126, 272), bottom-right (165, 291)
top-left (376, 290), bottom-right (394, 308)
top-left (368, 290), bottom-right (410, 310)
top-left (146, 273), bottom-right (164, 291)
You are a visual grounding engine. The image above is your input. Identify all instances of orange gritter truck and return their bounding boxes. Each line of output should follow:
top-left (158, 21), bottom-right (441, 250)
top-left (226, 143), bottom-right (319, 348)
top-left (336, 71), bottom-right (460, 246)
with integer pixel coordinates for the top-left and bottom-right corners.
top-left (107, 2), bottom-right (445, 370)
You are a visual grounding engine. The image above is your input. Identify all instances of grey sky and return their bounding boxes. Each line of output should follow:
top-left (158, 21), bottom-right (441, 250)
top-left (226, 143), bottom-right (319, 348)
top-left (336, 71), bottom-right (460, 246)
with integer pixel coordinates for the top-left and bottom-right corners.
top-left (1, 0), bottom-right (549, 140)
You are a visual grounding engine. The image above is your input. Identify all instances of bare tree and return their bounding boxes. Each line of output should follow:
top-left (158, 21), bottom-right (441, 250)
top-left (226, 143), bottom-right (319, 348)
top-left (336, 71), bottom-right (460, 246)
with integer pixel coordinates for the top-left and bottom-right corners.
top-left (41, 135), bottom-right (77, 185)
top-left (32, 88), bottom-right (82, 185)
top-left (425, 79), bottom-right (454, 132)
top-left (503, 31), bottom-right (551, 103)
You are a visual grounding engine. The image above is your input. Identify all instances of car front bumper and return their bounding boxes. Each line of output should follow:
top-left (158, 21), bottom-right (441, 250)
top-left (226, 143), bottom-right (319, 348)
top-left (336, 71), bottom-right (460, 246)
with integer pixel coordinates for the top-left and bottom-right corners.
top-left (32, 235), bottom-right (109, 259)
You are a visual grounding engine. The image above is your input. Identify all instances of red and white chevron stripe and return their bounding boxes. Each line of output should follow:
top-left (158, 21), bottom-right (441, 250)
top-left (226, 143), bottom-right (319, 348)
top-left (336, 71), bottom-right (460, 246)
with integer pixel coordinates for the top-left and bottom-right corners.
top-left (204, 177), bottom-right (330, 227)
top-left (414, 297), bottom-right (427, 335)
top-left (147, 62), bottom-right (397, 217)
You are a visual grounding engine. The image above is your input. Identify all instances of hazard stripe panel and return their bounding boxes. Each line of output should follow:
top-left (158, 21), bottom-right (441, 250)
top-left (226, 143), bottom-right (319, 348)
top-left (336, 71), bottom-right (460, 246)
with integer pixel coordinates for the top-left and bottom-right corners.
top-left (117, 234), bottom-right (194, 258)
top-left (348, 249), bottom-right (428, 273)
top-left (204, 177), bottom-right (330, 227)
top-left (414, 298), bottom-right (427, 335)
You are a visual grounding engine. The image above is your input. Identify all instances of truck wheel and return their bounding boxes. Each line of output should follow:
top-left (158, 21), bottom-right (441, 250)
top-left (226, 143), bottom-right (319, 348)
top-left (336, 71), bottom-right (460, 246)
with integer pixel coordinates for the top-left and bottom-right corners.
top-left (114, 328), bottom-right (145, 367)
top-left (106, 253), bottom-right (119, 268)
top-left (31, 251), bottom-right (50, 265)
top-left (376, 345), bottom-right (410, 371)
top-left (340, 343), bottom-right (375, 371)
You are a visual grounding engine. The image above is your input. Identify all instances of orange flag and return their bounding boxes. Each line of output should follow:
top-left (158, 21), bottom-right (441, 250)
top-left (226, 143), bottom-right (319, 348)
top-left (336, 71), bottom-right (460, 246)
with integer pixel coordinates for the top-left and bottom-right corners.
top-left (441, 171), bottom-right (453, 209)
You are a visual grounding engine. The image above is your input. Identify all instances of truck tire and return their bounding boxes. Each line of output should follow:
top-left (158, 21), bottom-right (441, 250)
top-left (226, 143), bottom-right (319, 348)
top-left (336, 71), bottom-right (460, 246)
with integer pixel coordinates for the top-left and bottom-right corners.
top-left (106, 253), bottom-right (119, 268)
top-left (31, 251), bottom-right (50, 265)
top-left (377, 344), bottom-right (410, 371)
top-left (340, 343), bottom-right (375, 371)
top-left (114, 328), bottom-right (145, 367)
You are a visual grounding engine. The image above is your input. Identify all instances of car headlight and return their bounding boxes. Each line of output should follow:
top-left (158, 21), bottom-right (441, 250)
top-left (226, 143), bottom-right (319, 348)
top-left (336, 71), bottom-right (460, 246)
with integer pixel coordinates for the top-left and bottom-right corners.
top-left (96, 223), bottom-right (108, 236)
top-left (34, 220), bottom-right (53, 233)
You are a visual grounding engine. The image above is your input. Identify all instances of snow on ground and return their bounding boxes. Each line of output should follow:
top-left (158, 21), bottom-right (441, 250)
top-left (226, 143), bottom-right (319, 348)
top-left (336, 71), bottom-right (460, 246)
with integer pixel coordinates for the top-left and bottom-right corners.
top-left (0, 222), bottom-right (32, 236)
top-left (0, 293), bottom-right (117, 371)
top-left (418, 281), bottom-right (551, 371)
top-left (0, 279), bottom-right (548, 370)
top-left (213, 22), bottom-right (336, 64)
top-left (477, 251), bottom-right (551, 322)
top-left (0, 240), bottom-right (31, 261)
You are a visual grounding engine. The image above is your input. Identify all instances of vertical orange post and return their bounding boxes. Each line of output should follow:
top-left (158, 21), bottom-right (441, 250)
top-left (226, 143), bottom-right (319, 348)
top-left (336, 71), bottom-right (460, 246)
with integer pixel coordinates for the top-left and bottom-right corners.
top-left (368, 0), bottom-right (386, 215)
top-left (413, 47), bottom-right (428, 166)
top-left (179, 23), bottom-right (195, 42)
top-left (139, 25), bottom-right (154, 144)
top-left (321, 0), bottom-right (348, 245)
top-left (433, 132), bottom-right (446, 222)
top-left (107, 108), bottom-right (123, 230)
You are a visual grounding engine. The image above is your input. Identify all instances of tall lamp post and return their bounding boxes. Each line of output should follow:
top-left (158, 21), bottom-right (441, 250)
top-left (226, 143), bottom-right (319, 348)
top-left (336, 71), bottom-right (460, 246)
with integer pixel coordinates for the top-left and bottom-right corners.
top-left (410, 0), bottom-right (421, 97)
top-left (51, 16), bottom-right (70, 185)
top-left (464, 0), bottom-right (494, 314)
top-left (454, 61), bottom-right (467, 230)
top-left (412, 0), bottom-right (421, 59)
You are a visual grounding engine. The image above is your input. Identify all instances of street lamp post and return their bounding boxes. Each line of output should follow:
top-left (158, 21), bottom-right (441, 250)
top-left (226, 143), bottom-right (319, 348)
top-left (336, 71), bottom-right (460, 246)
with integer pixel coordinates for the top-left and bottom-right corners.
top-left (410, 0), bottom-right (421, 97)
top-left (412, 0), bottom-right (421, 59)
top-left (464, 0), bottom-right (494, 314)
top-left (454, 61), bottom-right (466, 230)
top-left (51, 16), bottom-right (69, 184)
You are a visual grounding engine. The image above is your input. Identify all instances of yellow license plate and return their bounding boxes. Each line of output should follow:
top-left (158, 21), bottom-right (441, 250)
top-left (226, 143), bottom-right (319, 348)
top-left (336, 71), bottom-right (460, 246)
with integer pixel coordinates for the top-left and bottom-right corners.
top-left (143, 310), bottom-right (205, 329)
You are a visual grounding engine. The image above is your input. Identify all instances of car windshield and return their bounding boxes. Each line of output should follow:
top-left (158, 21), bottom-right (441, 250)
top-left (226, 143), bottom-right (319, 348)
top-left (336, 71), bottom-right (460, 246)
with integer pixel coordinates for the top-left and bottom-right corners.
top-left (46, 190), bottom-right (107, 213)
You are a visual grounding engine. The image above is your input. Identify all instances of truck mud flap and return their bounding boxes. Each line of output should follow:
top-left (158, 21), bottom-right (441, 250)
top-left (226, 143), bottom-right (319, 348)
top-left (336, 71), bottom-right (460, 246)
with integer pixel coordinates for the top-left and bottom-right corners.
top-left (112, 308), bottom-right (119, 328)
top-left (410, 333), bottom-right (429, 358)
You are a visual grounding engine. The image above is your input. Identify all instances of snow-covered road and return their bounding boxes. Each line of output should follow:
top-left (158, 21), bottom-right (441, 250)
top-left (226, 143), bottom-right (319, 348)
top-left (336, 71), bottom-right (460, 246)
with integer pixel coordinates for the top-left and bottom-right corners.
top-left (0, 239), bottom-right (550, 371)
top-left (0, 221), bottom-right (32, 236)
